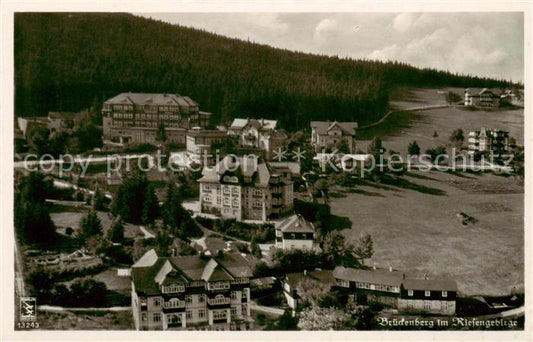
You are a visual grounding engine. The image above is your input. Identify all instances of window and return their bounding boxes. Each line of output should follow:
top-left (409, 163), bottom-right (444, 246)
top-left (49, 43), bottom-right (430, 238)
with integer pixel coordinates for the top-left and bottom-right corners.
top-left (232, 200), bottom-right (239, 208)
top-left (212, 294), bottom-right (227, 304)
top-left (198, 294), bottom-right (205, 303)
top-left (223, 187), bottom-right (230, 194)
top-left (241, 290), bottom-right (247, 300)
top-left (231, 291), bottom-right (238, 300)
top-left (424, 301), bottom-right (431, 310)
top-left (231, 306), bottom-right (238, 315)
top-left (254, 189), bottom-right (262, 196)
top-left (204, 195), bottom-right (212, 202)
top-left (253, 201), bottom-right (262, 208)
top-left (141, 313), bottom-right (147, 321)
top-left (153, 298), bottom-right (161, 307)
top-left (203, 185), bottom-right (210, 191)
top-left (153, 313), bottom-right (161, 322)
top-left (242, 304), bottom-right (247, 314)
top-left (185, 295), bottom-right (193, 304)
top-left (442, 291), bottom-right (448, 298)
top-left (140, 298), bottom-right (147, 306)
top-left (224, 198), bottom-right (231, 206)
top-left (337, 279), bottom-right (349, 288)
top-left (408, 290), bottom-right (414, 296)
top-left (198, 309), bottom-right (206, 319)
top-left (186, 310), bottom-right (193, 319)
top-left (425, 290), bottom-right (431, 297)
top-left (213, 310), bottom-right (227, 320)
top-left (167, 298), bottom-right (181, 308)
top-left (232, 188), bottom-right (239, 195)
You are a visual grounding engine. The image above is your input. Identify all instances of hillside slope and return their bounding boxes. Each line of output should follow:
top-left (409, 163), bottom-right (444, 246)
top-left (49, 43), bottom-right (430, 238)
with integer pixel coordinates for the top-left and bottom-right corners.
top-left (14, 13), bottom-right (509, 130)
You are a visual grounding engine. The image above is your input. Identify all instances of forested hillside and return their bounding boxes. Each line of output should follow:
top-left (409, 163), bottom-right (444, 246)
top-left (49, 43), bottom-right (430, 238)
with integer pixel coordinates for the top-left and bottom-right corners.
top-left (15, 13), bottom-right (510, 130)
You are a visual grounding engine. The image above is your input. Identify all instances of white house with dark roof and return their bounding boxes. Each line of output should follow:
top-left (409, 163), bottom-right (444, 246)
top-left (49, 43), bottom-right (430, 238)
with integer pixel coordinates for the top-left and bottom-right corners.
top-left (197, 155), bottom-right (294, 221)
top-left (131, 249), bottom-right (253, 331)
top-left (102, 92), bottom-right (211, 144)
top-left (275, 214), bottom-right (316, 251)
top-left (310, 121), bottom-right (358, 153)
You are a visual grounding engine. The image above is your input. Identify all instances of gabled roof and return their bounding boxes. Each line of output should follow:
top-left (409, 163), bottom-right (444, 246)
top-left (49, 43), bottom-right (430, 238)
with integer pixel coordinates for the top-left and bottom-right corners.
top-left (333, 266), bottom-right (404, 287)
top-left (278, 215), bottom-right (314, 234)
top-left (132, 249), bottom-right (158, 268)
top-left (402, 278), bottom-right (458, 292)
top-left (201, 259), bottom-right (234, 282)
top-left (132, 250), bottom-right (253, 295)
top-left (229, 118), bottom-right (277, 131)
top-left (310, 121), bottom-right (358, 135)
top-left (104, 93), bottom-right (198, 107)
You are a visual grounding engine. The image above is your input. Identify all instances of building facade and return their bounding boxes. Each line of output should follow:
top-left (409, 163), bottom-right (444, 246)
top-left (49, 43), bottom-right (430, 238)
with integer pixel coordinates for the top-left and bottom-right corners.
top-left (197, 155), bottom-right (294, 221)
top-left (464, 88), bottom-right (501, 108)
top-left (186, 128), bottom-right (230, 164)
top-left (467, 128), bottom-right (510, 155)
top-left (131, 249), bottom-right (254, 331)
top-left (310, 121), bottom-right (358, 153)
top-left (398, 278), bottom-right (457, 315)
top-left (333, 266), bottom-right (457, 315)
top-left (102, 93), bottom-right (211, 144)
top-left (228, 118), bottom-right (288, 159)
top-left (275, 215), bottom-right (316, 251)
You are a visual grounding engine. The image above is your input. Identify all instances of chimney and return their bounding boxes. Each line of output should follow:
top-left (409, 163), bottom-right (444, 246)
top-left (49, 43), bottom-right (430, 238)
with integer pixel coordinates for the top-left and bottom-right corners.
top-left (372, 262), bottom-right (377, 270)
top-left (403, 273), bottom-right (406, 279)
top-left (389, 266), bottom-right (393, 272)
top-left (424, 274), bottom-right (428, 280)
top-left (304, 270), bottom-right (307, 276)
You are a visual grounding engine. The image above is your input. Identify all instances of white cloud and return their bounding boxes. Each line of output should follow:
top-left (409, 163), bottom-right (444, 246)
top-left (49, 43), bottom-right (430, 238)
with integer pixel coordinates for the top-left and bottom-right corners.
top-left (392, 13), bottom-right (419, 32)
top-left (315, 18), bottom-right (338, 33)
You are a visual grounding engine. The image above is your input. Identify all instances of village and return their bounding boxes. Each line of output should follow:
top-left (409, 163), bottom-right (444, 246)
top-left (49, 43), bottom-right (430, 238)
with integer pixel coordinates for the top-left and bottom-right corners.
top-left (13, 86), bottom-right (525, 331)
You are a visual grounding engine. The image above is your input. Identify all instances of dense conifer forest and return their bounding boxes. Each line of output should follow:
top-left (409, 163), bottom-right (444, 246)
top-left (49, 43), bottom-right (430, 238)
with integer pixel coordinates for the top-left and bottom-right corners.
top-left (15, 13), bottom-right (511, 130)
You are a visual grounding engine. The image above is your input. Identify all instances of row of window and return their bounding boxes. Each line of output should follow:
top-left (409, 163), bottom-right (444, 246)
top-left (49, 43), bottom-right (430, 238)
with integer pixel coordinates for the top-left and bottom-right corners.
top-left (356, 282), bottom-right (399, 293)
top-left (407, 290), bottom-right (448, 298)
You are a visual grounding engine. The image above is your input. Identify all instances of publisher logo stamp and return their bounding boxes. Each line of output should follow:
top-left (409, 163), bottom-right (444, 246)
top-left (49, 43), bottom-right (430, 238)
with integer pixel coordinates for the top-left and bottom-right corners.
top-left (20, 297), bottom-right (37, 322)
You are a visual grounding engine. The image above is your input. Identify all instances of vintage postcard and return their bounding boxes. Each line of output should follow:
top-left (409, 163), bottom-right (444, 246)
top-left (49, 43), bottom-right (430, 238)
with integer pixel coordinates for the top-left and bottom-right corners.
top-left (1, 1), bottom-right (531, 341)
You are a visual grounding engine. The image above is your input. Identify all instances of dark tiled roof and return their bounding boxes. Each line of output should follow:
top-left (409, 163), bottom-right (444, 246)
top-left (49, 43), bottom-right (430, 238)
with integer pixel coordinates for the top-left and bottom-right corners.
top-left (333, 266), bottom-right (404, 287)
top-left (104, 93), bottom-right (198, 107)
top-left (278, 215), bottom-right (314, 234)
top-left (132, 251), bottom-right (252, 295)
top-left (310, 121), bottom-right (358, 135)
top-left (402, 278), bottom-right (458, 292)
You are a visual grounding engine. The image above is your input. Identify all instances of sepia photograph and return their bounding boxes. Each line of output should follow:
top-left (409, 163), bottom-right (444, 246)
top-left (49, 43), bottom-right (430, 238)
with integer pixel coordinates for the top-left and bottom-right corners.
top-left (2, 1), bottom-right (531, 341)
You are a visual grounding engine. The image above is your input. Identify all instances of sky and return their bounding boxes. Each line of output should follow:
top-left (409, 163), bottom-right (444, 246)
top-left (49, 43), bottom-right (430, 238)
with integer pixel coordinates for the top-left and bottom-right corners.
top-left (138, 12), bottom-right (524, 83)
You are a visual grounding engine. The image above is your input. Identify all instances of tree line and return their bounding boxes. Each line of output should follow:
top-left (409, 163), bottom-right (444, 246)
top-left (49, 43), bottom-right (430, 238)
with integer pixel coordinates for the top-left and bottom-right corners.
top-left (14, 13), bottom-right (514, 131)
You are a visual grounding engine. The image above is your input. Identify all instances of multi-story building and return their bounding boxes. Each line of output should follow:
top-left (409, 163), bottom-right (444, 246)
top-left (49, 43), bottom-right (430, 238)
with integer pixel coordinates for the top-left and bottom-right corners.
top-left (131, 249), bottom-right (254, 331)
top-left (102, 93), bottom-right (211, 144)
top-left (310, 121), bottom-right (358, 153)
top-left (186, 128), bottom-right (231, 164)
top-left (228, 118), bottom-right (288, 159)
top-left (467, 127), bottom-right (510, 155)
top-left (275, 214), bottom-right (316, 251)
top-left (197, 155), bottom-right (294, 221)
top-left (333, 266), bottom-right (457, 315)
top-left (464, 88), bottom-right (501, 108)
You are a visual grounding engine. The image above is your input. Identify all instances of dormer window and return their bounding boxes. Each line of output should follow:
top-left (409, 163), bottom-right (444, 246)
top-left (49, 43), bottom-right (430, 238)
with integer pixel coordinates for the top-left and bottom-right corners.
top-left (408, 290), bottom-right (413, 296)
top-left (425, 290), bottom-right (431, 297)
top-left (442, 291), bottom-right (447, 298)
